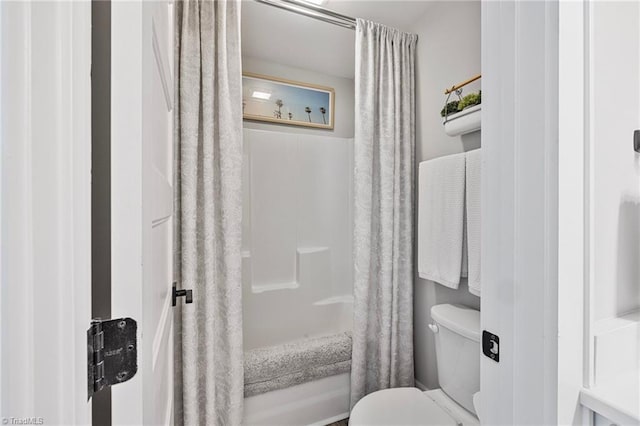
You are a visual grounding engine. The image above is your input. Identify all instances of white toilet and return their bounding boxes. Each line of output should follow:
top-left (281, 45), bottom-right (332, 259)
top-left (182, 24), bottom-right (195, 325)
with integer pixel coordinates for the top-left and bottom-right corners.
top-left (350, 304), bottom-right (481, 425)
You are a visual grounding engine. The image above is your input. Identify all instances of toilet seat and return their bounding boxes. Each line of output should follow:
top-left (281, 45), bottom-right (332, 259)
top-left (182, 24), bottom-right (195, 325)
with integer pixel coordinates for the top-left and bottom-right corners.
top-left (349, 387), bottom-right (479, 426)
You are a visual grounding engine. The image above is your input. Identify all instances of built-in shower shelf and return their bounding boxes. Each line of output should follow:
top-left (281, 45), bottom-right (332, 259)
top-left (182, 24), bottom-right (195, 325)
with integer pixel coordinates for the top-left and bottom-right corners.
top-left (252, 281), bottom-right (299, 294)
top-left (297, 246), bottom-right (329, 254)
top-left (249, 247), bottom-right (331, 294)
top-left (313, 294), bottom-right (354, 306)
top-left (442, 104), bottom-right (481, 136)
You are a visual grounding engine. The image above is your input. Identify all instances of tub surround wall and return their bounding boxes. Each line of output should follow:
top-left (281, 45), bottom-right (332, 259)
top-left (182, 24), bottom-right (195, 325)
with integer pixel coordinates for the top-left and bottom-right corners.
top-left (590, 1), bottom-right (640, 321)
top-left (242, 128), bottom-right (354, 350)
top-left (409, 0), bottom-right (482, 391)
top-left (578, 4), bottom-right (640, 424)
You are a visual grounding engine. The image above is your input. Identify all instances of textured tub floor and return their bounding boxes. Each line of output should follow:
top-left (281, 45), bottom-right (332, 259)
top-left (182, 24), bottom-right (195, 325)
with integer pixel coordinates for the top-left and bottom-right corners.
top-left (326, 419), bottom-right (349, 426)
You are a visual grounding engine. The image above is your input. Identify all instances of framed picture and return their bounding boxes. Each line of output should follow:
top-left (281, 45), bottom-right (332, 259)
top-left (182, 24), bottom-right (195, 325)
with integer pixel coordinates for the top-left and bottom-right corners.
top-left (242, 72), bottom-right (335, 130)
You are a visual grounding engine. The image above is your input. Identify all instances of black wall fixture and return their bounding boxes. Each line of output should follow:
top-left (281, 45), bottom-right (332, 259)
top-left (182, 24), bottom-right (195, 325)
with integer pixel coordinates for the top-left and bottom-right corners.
top-left (482, 330), bottom-right (500, 363)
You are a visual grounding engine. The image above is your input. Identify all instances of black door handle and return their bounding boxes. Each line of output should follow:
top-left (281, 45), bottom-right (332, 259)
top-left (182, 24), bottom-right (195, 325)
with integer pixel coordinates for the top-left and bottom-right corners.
top-left (172, 283), bottom-right (193, 306)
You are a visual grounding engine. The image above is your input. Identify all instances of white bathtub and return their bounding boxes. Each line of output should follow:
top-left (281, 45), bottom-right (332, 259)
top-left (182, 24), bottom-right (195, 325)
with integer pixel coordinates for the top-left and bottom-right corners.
top-left (244, 372), bottom-right (350, 426)
top-left (242, 280), bottom-right (353, 425)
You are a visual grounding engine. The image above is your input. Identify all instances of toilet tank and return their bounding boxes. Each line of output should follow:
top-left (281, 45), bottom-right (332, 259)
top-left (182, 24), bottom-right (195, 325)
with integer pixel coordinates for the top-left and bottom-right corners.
top-left (430, 304), bottom-right (481, 415)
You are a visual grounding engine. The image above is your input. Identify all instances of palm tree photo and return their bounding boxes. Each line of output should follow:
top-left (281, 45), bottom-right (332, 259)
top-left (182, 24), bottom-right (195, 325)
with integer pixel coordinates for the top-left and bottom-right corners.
top-left (274, 99), bottom-right (284, 119)
top-left (319, 107), bottom-right (327, 124)
top-left (305, 106), bottom-right (312, 122)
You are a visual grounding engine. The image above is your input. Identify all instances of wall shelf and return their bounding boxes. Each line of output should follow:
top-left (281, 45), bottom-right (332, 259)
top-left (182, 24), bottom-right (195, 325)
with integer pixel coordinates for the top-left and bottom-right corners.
top-left (442, 104), bottom-right (481, 136)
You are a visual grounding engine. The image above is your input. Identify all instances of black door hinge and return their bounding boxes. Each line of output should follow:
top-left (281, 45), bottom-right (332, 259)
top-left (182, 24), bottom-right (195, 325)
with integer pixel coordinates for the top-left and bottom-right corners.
top-left (87, 318), bottom-right (137, 400)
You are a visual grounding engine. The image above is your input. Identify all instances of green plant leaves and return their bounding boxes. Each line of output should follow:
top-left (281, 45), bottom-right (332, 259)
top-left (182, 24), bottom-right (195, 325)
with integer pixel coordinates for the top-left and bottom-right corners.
top-left (457, 90), bottom-right (481, 111)
top-left (440, 100), bottom-right (460, 117)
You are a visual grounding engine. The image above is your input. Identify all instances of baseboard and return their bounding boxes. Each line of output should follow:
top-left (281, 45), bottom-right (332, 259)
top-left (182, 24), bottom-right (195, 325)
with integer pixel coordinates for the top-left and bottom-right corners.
top-left (415, 379), bottom-right (429, 391)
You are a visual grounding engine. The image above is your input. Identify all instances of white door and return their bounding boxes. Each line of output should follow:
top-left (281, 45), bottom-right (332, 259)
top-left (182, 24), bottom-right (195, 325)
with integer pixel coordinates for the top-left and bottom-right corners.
top-left (481, 1), bottom-right (562, 425)
top-left (0, 1), bottom-right (92, 424)
top-left (110, 1), bottom-right (175, 425)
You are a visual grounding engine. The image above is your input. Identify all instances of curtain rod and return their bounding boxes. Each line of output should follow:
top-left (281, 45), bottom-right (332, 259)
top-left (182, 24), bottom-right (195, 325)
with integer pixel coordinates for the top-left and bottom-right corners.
top-left (253, 0), bottom-right (357, 30)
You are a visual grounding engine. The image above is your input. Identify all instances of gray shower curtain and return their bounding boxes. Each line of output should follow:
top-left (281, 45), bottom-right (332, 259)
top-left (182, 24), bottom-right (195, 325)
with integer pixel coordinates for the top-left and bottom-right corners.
top-left (173, 1), bottom-right (244, 425)
top-left (350, 18), bottom-right (418, 407)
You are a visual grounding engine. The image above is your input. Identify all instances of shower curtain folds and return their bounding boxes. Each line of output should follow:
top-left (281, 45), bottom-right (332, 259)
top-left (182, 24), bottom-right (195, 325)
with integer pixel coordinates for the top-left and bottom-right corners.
top-left (350, 18), bottom-right (418, 408)
top-left (174, 1), bottom-right (244, 425)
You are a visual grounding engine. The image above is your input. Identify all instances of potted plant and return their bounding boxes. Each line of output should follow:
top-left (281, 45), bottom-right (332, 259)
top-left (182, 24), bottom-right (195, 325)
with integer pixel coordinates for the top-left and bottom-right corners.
top-left (456, 90), bottom-right (481, 111)
top-left (442, 90), bottom-right (482, 136)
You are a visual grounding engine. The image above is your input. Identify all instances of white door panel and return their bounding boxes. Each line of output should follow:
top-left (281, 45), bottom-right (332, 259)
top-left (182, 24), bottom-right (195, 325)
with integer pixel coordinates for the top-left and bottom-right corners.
top-left (111, 1), bottom-right (174, 424)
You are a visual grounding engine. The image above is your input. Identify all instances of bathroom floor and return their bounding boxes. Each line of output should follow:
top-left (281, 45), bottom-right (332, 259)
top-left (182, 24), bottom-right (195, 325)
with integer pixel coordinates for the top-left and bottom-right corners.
top-left (326, 419), bottom-right (349, 426)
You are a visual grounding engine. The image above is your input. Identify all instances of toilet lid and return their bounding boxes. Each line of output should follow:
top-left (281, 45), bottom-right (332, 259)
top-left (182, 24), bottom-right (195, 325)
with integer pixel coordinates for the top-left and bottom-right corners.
top-left (350, 388), bottom-right (458, 426)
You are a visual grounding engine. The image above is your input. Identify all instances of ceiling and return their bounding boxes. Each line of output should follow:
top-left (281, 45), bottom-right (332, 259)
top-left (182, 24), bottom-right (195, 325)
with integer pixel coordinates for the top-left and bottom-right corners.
top-left (241, 0), bottom-right (433, 78)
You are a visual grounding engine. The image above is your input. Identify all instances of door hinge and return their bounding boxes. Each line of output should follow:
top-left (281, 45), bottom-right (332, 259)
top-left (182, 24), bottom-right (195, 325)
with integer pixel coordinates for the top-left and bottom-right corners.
top-left (87, 318), bottom-right (137, 400)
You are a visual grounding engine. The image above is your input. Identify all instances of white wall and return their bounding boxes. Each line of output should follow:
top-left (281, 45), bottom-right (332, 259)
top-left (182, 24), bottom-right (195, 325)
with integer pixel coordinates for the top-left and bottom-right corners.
top-left (409, 1), bottom-right (481, 390)
top-left (242, 56), bottom-right (354, 139)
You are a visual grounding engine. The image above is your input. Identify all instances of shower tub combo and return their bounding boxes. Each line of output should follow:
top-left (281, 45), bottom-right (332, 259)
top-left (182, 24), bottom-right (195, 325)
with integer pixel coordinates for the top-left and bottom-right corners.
top-left (241, 129), bottom-right (354, 425)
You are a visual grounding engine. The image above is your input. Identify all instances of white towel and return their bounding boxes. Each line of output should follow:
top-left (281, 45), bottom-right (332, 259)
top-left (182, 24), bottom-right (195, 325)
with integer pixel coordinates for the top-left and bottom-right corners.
top-left (461, 212), bottom-right (468, 278)
top-left (418, 153), bottom-right (466, 288)
top-left (466, 149), bottom-right (481, 296)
